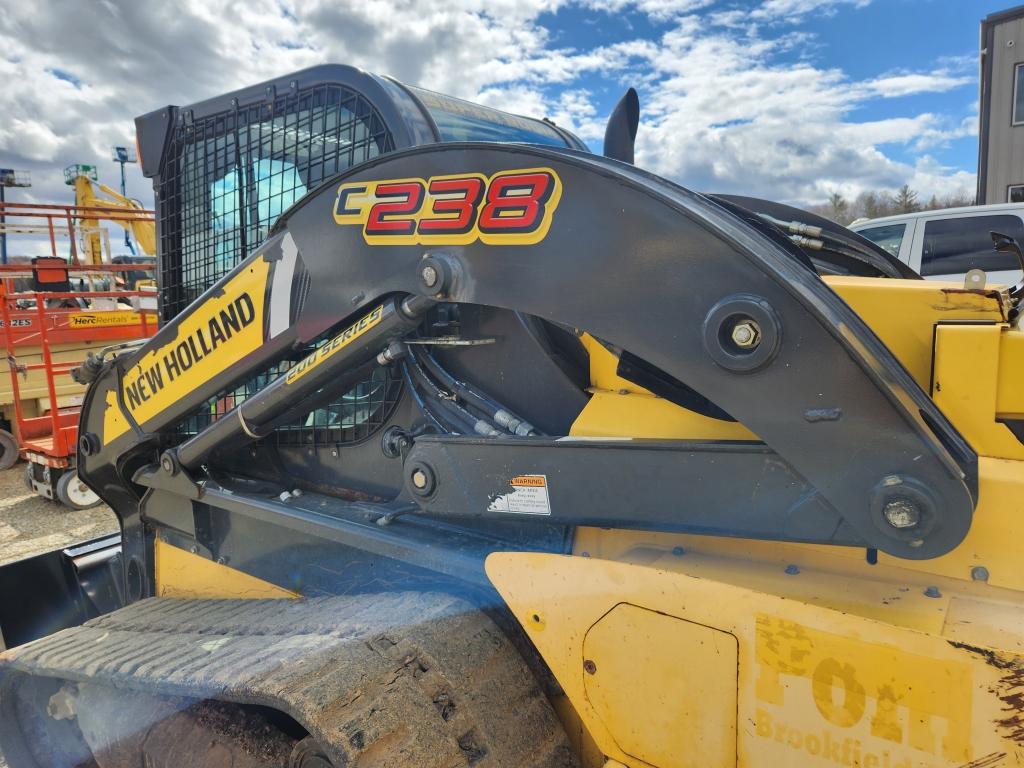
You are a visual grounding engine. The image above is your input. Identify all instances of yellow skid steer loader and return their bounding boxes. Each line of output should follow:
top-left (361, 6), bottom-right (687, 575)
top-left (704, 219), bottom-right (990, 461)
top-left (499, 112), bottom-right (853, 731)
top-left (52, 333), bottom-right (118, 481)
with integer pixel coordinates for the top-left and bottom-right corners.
top-left (1, 65), bottom-right (1022, 768)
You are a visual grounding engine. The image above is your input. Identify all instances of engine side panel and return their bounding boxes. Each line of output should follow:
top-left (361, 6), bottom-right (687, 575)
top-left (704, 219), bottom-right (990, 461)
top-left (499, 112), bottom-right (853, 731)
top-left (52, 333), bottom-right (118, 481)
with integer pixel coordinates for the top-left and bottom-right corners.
top-left (488, 551), bottom-right (1024, 768)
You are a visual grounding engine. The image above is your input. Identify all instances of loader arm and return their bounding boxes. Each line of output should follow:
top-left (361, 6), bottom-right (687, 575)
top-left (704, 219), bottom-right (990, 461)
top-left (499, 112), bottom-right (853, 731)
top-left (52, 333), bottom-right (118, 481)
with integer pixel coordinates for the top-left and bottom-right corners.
top-left (79, 142), bottom-right (976, 578)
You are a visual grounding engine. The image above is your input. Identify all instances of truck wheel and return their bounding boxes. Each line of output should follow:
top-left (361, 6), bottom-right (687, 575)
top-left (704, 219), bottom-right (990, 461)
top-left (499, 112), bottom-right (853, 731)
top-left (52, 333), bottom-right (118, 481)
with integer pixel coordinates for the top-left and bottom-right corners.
top-left (0, 429), bottom-right (19, 471)
top-left (55, 470), bottom-right (101, 510)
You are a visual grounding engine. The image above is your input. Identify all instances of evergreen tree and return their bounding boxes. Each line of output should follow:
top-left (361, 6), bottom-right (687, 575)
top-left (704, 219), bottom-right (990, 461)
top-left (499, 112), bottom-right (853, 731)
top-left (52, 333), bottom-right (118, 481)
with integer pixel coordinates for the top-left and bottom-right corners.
top-left (891, 184), bottom-right (920, 214)
top-left (828, 192), bottom-right (849, 223)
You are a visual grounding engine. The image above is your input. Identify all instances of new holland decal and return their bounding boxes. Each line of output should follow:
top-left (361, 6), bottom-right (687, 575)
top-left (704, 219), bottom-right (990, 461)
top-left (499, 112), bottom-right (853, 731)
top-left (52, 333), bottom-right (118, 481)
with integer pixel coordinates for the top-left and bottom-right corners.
top-left (120, 260), bottom-right (269, 426)
top-left (333, 168), bottom-right (562, 246)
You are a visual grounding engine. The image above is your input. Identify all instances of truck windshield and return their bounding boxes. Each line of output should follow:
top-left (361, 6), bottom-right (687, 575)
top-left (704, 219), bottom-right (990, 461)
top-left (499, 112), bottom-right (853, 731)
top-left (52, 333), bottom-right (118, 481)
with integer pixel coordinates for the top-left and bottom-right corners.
top-left (406, 86), bottom-right (572, 147)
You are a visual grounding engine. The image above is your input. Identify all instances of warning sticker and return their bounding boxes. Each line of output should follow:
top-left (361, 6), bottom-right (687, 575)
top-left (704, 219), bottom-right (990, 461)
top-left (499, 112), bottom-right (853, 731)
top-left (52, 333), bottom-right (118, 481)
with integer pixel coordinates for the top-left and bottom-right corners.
top-left (487, 475), bottom-right (551, 516)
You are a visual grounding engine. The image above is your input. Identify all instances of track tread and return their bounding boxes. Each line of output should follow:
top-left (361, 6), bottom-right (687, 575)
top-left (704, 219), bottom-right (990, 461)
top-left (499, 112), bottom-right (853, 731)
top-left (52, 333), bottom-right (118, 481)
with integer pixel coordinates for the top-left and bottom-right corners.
top-left (0, 594), bottom-right (579, 768)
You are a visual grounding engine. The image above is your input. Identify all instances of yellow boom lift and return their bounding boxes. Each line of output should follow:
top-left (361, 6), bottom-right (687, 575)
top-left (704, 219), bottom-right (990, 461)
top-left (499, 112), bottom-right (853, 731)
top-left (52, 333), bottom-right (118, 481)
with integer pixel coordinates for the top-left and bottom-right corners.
top-left (63, 164), bottom-right (155, 263)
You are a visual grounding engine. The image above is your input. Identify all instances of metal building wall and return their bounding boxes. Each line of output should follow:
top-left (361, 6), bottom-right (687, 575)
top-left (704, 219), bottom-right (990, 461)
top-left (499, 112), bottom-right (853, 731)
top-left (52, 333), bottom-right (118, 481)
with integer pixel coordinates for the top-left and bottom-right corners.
top-left (979, 7), bottom-right (1024, 204)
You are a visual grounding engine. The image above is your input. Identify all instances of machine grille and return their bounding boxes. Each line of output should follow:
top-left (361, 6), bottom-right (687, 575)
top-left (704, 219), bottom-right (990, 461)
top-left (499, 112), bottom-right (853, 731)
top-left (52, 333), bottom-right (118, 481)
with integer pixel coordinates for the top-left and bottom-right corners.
top-left (156, 83), bottom-right (401, 444)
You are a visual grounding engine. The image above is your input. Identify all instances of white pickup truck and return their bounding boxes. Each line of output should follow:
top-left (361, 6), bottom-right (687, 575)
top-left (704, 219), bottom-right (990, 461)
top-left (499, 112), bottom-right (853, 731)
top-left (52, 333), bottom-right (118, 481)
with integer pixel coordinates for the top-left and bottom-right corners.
top-left (849, 203), bottom-right (1024, 285)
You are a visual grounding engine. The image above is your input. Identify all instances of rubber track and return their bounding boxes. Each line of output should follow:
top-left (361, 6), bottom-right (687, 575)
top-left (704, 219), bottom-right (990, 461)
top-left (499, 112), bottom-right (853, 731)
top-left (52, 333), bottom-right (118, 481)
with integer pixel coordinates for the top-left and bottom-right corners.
top-left (0, 593), bottom-right (578, 767)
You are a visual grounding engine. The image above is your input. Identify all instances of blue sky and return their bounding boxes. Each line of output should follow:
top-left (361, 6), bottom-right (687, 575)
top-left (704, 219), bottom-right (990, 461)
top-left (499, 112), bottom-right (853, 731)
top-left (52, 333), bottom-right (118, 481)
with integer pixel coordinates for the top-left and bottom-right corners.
top-left (0, 0), bottom-right (1011, 222)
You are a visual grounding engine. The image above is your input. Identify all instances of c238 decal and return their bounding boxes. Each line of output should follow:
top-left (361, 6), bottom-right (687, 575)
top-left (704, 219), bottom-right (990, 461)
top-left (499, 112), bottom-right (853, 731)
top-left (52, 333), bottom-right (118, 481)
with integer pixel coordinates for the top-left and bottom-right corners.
top-left (333, 168), bottom-right (562, 246)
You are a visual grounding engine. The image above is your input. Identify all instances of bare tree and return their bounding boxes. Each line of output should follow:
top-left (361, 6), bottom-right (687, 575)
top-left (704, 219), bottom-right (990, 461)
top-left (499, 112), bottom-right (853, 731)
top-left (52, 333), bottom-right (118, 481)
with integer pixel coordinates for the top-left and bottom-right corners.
top-left (856, 191), bottom-right (890, 220)
top-left (807, 185), bottom-right (976, 226)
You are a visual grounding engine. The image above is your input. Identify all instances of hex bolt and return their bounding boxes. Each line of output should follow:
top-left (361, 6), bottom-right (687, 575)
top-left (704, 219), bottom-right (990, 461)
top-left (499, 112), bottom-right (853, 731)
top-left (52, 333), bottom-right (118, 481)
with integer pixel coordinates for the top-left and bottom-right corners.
top-left (882, 498), bottom-right (920, 529)
top-left (730, 320), bottom-right (761, 349)
top-left (409, 464), bottom-right (437, 496)
top-left (583, 660), bottom-right (598, 675)
top-left (411, 469), bottom-right (428, 489)
top-left (971, 566), bottom-right (990, 582)
top-left (160, 455), bottom-right (174, 473)
top-left (924, 586), bottom-right (942, 599)
top-left (421, 264), bottom-right (439, 288)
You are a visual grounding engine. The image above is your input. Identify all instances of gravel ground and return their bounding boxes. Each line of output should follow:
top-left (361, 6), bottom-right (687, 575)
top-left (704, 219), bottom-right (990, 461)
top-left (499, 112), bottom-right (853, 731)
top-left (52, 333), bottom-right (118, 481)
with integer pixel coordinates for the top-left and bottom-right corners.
top-left (0, 463), bottom-right (119, 767)
top-left (0, 463), bottom-right (118, 567)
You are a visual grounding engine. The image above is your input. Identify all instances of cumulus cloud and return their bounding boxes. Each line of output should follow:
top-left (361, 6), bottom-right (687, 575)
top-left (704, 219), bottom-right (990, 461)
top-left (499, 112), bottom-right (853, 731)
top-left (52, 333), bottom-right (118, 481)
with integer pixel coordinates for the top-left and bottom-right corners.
top-left (862, 71), bottom-right (974, 99)
top-left (0, 0), bottom-right (978, 237)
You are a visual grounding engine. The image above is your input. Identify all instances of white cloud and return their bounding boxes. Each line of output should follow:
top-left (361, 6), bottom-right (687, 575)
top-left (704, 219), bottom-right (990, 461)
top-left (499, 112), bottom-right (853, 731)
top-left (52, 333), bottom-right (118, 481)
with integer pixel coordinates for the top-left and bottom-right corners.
top-left (581, 0), bottom-right (713, 21)
top-left (862, 71), bottom-right (974, 99)
top-left (0, 0), bottom-right (979, 234)
top-left (750, 0), bottom-right (872, 22)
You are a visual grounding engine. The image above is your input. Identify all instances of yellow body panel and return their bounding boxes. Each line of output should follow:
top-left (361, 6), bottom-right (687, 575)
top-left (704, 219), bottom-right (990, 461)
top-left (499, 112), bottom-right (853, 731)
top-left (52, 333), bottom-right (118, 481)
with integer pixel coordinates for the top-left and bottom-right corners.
top-left (573, 390), bottom-right (756, 440)
top-left (572, 334), bottom-right (756, 440)
top-left (154, 538), bottom-right (297, 599)
top-left (933, 323), bottom-right (1024, 460)
top-left (583, 603), bottom-right (738, 768)
top-left (823, 277), bottom-right (1005, 389)
top-left (997, 331), bottom-right (1024, 418)
top-left (487, 552), bottom-right (1024, 768)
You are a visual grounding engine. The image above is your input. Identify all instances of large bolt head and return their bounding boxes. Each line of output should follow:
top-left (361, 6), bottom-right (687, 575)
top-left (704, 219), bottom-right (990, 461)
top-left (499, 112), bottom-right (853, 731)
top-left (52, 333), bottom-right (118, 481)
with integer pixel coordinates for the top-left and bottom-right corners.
top-left (408, 463), bottom-right (436, 497)
top-left (731, 320), bottom-right (761, 349)
top-left (421, 264), bottom-right (439, 288)
top-left (883, 498), bottom-right (920, 529)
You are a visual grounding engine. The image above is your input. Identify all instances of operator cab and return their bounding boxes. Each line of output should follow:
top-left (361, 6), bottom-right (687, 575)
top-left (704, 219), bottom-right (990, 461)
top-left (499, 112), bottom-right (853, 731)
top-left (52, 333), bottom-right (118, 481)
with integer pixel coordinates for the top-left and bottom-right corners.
top-left (134, 65), bottom-right (592, 487)
top-left (135, 65), bottom-right (586, 321)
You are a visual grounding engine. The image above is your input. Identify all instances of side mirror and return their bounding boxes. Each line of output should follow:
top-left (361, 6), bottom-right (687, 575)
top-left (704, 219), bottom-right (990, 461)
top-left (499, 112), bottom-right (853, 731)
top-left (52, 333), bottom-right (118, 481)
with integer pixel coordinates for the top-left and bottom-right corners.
top-left (990, 230), bottom-right (1024, 307)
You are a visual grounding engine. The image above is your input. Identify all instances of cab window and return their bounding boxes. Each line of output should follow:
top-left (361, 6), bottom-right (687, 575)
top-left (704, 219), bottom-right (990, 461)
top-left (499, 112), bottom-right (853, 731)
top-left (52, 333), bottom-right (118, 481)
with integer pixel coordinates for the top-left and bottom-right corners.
top-left (407, 86), bottom-right (571, 147)
top-left (920, 215), bottom-right (1023, 276)
top-left (857, 223), bottom-right (906, 257)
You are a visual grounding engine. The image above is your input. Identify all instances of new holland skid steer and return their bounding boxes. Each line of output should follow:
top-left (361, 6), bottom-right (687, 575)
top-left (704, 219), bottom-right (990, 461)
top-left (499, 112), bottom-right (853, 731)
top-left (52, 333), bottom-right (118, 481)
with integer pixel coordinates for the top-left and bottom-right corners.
top-left (2, 65), bottom-right (1024, 768)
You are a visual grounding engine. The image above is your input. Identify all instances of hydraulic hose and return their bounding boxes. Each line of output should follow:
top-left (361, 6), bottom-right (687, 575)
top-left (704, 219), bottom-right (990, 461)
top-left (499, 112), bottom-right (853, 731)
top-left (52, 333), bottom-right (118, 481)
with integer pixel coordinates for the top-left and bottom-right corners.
top-left (403, 352), bottom-right (501, 437)
top-left (760, 212), bottom-right (907, 278)
top-left (399, 361), bottom-right (447, 434)
top-left (411, 347), bottom-right (540, 436)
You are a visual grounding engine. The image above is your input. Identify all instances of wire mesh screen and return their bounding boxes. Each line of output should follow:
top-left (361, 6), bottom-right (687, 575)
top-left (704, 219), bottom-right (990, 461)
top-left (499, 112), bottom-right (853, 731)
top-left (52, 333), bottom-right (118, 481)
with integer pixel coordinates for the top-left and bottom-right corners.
top-left (157, 83), bottom-right (402, 444)
top-left (159, 85), bottom-right (394, 317)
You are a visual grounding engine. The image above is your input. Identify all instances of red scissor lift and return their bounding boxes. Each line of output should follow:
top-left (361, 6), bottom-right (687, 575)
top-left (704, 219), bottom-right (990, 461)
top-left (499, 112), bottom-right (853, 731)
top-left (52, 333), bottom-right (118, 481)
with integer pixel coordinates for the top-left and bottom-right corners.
top-left (0, 202), bottom-right (156, 508)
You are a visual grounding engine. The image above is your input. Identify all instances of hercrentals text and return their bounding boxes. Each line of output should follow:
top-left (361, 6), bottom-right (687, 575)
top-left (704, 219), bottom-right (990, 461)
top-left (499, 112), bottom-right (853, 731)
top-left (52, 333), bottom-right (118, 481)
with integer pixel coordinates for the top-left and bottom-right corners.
top-left (124, 293), bottom-right (256, 412)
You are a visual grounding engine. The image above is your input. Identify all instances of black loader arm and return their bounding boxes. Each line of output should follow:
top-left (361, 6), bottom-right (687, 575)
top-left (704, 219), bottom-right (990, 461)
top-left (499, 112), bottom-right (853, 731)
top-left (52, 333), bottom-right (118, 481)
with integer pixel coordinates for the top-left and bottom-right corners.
top-left (78, 143), bottom-right (977, 576)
